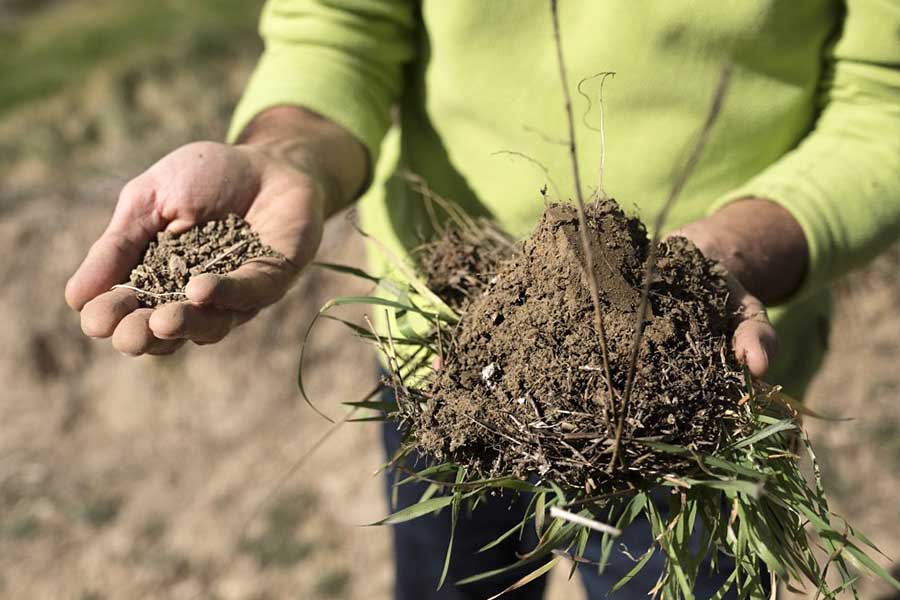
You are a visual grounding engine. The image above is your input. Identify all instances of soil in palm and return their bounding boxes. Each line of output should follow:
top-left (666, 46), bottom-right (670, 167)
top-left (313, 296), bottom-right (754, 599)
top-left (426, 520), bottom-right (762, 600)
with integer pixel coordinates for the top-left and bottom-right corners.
top-left (410, 200), bottom-right (746, 489)
top-left (127, 213), bottom-right (281, 308)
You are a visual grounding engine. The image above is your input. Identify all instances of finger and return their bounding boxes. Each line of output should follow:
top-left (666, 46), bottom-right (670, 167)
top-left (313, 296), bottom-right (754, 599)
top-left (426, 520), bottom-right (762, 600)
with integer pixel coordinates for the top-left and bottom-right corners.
top-left (65, 180), bottom-right (163, 311)
top-left (728, 280), bottom-right (777, 378)
top-left (185, 259), bottom-right (296, 312)
top-left (112, 309), bottom-right (184, 356)
top-left (148, 302), bottom-right (237, 344)
top-left (80, 287), bottom-right (140, 338)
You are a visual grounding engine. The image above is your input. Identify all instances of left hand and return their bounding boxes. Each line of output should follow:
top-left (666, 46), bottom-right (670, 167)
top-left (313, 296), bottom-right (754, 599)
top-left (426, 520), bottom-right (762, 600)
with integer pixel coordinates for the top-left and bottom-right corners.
top-left (667, 197), bottom-right (808, 378)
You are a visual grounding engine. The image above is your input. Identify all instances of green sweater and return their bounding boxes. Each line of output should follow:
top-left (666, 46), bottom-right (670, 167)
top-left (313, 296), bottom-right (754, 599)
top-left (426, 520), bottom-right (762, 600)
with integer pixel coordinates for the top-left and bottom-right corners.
top-left (230, 0), bottom-right (900, 397)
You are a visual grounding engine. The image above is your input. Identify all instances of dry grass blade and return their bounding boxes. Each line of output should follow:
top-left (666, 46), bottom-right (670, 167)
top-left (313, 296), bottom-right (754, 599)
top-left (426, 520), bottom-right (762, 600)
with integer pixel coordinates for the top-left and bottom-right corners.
top-left (575, 71), bottom-right (616, 197)
top-left (110, 284), bottom-right (187, 299)
top-left (549, 506), bottom-right (622, 536)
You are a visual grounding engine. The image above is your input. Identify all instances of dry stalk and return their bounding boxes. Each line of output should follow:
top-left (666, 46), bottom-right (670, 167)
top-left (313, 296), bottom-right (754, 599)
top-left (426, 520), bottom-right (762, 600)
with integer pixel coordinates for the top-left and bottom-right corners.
top-left (200, 239), bottom-right (249, 270)
top-left (110, 284), bottom-right (187, 299)
top-left (549, 505), bottom-right (622, 536)
top-left (576, 71), bottom-right (616, 198)
top-left (549, 0), bottom-right (616, 422)
top-left (609, 66), bottom-right (733, 471)
top-left (491, 150), bottom-right (562, 201)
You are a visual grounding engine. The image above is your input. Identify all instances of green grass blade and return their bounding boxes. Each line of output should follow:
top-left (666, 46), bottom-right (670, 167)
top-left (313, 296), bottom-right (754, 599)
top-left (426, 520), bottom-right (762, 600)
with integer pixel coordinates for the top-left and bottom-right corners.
top-left (438, 491), bottom-right (462, 589)
top-left (320, 314), bottom-right (433, 347)
top-left (485, 556), bottom-right (562, 600)
top-left (535, 492), bottom-right (546, 535)
top-left (297, 311), bottom-right (336, 422)
top-left (726, 420), bottom-right (797, 451)
top-left (312, 261), bottom-right (382, 284)
top-left (321, 295), bottom-right (444, 320)
top-left (610, 547), bottom-right (655, 593)
top-left (369, 496), bottom-right (454, 526)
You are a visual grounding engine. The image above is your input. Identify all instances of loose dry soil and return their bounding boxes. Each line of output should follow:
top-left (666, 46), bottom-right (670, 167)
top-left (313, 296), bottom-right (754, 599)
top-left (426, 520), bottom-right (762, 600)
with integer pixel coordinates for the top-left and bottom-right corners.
top-left (127, 214), bottom-right (281, 308)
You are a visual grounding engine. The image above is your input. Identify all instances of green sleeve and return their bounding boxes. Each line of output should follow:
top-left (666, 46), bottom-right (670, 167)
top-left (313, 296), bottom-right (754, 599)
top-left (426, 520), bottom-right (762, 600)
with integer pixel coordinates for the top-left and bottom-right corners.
top-left (228, 0), bottom-right (417, 165)
top-left (712, 0), bottom-right (900, 297)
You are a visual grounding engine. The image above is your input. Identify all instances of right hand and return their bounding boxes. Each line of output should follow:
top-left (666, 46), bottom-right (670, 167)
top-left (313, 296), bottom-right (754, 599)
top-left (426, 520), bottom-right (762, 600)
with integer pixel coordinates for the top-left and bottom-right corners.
top-left (65, 140), bottom-right (328, 356)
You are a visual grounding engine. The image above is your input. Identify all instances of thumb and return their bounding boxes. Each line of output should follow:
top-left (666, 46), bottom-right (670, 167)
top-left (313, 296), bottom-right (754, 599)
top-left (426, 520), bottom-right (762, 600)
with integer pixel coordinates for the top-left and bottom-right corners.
top-left (185, 257), bottom-right (298, 312)
top-left (66, 179), bottom-right (162, 311)
top-left (727, 275), bottom-right (777, 378)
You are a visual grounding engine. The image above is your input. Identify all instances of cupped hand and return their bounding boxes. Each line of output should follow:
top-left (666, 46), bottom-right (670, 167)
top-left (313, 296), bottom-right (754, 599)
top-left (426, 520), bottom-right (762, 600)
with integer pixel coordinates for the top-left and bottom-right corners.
top-left (65, 141), bottom-right (326, 356)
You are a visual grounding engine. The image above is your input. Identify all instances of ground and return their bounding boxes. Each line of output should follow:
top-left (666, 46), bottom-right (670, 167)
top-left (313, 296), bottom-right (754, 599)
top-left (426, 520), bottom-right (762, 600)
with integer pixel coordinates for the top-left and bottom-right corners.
top-left (1, 2), bottom-right (898, 599)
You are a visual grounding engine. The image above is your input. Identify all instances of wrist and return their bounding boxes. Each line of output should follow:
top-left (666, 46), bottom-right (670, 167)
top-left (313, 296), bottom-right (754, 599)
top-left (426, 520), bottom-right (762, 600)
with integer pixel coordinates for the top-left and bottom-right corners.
top-left (706, 197), bottom-right (808, 303)
top-left (235, 106), bottom-right (368, 213)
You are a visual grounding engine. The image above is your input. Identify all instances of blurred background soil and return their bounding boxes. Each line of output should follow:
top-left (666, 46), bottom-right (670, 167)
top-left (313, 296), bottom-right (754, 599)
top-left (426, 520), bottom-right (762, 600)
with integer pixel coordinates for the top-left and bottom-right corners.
top-left (1, 1), bottom-right (897, 598)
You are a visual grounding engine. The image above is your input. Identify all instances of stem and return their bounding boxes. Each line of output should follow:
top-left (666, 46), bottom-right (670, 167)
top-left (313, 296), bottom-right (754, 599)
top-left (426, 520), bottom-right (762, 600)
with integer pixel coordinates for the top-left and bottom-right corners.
top-left (110, 284), bottom-right (187, 299)
top-left (549, 506), bottom-right (622, 536)
top-left (549, 0), bottom-right (616, 424)
top-left (200, 239), bottom-right (249, 271)
top-left (609, 66), bottom-right (733, 471)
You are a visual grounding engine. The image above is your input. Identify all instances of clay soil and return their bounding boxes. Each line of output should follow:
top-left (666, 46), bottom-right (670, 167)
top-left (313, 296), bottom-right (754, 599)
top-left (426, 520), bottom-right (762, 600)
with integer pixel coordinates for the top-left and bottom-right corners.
top-left (127, 214), bottom-right (281, 308)
top-left (412, 200), bottom-right (746, 488)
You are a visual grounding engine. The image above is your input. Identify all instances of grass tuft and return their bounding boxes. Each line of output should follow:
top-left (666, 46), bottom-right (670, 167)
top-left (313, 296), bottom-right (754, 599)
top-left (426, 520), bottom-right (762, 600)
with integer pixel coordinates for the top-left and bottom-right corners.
top-left (309, 254), bottom-right (900, 598)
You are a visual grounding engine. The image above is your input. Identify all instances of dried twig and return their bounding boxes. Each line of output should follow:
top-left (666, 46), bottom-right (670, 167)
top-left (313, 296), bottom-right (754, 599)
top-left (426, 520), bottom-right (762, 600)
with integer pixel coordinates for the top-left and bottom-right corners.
top-left (549, 0), bottom-right (616, 420)
top-left (110, 284), bottom-right (187, 299)
top-left (491, 150), bottom-right (562, 201)
top-left (549, 505), bottom-right (622, 536)
top-left (609, 66), bottom-right (733, 471)
top-left (200, 239), bottom-right (249, 271)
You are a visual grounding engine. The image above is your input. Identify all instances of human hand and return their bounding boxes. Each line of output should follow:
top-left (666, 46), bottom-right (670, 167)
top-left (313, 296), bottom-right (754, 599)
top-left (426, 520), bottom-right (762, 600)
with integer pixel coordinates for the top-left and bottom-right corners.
top-left (65, 140), bottom-right (329, 355)
top-left (668, 198), bottom-right (808, 378)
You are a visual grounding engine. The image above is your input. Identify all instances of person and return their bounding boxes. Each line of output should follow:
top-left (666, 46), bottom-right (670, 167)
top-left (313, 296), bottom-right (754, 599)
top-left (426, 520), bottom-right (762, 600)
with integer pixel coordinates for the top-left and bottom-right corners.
top-left (65, 1), bottom-right (900, 598)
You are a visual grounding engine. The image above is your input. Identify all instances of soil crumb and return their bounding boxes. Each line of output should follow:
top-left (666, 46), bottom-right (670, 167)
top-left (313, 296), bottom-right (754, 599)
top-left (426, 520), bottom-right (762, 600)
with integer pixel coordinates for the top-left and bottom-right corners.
top-left (126, 214), bottom-right (281, 308)
top-left (408, 200), bottom-right (747, 488)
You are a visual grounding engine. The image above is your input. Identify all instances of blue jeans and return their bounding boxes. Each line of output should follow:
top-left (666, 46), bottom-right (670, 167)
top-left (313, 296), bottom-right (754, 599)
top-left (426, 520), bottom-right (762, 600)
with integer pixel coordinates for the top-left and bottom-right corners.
top-left (382, 418), bottom-right (755, 599)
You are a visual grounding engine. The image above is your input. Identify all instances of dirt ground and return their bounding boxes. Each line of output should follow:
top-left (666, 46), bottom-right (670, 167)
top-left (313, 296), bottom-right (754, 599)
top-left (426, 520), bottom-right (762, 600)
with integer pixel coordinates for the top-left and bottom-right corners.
top-left (1, 5), bottom-right (898, 599)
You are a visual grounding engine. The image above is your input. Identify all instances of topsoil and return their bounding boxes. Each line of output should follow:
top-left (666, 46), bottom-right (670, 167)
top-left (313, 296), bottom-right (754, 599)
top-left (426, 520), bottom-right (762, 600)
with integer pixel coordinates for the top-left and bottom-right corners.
top-left (410, 199), bottom-right (747, 489)
top-left (127, 214), bottom-right (281, 308)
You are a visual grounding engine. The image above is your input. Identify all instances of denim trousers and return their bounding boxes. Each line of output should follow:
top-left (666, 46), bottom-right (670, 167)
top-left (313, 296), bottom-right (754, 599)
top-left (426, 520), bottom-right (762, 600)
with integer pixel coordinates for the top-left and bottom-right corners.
top-left (381, 406), bottom-right (761, 599)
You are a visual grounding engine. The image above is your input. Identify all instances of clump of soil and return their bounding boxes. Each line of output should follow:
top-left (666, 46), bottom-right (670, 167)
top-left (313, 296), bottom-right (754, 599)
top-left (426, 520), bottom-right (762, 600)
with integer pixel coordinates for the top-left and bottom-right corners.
top-left (126, 214), bottom-right (281, 308)
top-left (416, 220), bottom-right (514, 314)
top-left (406, 200), bottom-right (747, 489)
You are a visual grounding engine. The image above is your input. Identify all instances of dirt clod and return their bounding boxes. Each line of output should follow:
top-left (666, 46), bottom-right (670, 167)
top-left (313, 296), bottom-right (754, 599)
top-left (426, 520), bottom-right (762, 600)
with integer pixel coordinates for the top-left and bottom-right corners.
top-left (126, 214), bottom-right (281, 308)
top-left (407, 200), bottom-right (747, 488)
top-left (416, 220), bottom-right (515, 315)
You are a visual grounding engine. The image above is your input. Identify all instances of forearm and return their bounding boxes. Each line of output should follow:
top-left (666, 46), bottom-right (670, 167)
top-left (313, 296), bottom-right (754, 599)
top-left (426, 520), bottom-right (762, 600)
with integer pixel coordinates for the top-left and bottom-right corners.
top-left (235, 105), bottom-right (369, 217)
top-left (677, 198), bottom-right (809, 305)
